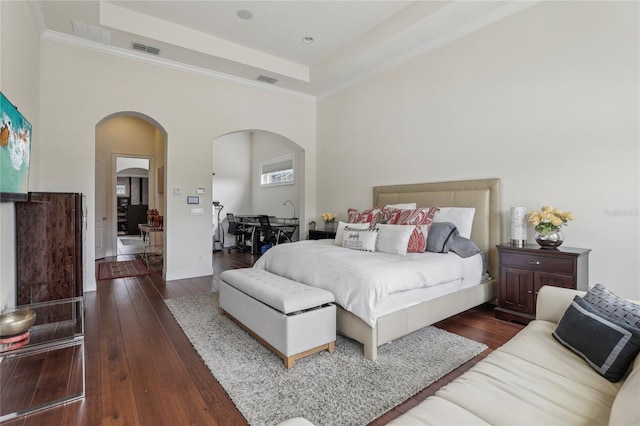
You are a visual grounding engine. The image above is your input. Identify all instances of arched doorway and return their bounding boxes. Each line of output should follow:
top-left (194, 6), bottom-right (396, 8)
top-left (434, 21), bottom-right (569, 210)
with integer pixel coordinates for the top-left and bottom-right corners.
top-left (95, 113), bottom-right (167, 270)
top-left (211, 130), bottom-right (305, 250)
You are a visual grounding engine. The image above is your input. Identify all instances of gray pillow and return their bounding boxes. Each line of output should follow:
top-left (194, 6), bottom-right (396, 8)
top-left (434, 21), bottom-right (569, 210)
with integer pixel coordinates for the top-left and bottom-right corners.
top-left (449, 236), bottom-right (482, 258)
top-left (553, 296), bottom-right (640, 382)
top-left (583, 283), bottom-right (640, 328)
top-left (426, 222), bottom-right (458, 253)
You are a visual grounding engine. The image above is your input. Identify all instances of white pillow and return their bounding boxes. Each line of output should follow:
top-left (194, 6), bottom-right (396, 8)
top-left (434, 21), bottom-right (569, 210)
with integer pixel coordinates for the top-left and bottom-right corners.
top-left (385, 203), bottom-right (416, 210)
top-left (433, 207), bottom-right (475, 239)
top-left (375, 224), bottom-right (415, 255)
top-left (342, 227), bottom-right (378, 252)
top-left (334, 221), bottom-right (371, 246)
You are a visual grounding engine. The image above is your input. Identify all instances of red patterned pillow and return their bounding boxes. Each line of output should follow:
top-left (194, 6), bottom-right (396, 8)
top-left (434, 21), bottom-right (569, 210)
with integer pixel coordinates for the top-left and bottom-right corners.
top-left (385, 207), bottom-right (439, 252)
top-left (347, 207), bottom-right (384, 228)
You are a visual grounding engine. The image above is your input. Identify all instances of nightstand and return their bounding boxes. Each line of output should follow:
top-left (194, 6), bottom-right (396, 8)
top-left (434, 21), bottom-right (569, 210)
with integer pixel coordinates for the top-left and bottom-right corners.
top-left (495, 243), bottom-right (591, 324)
top-left (308, 230), bottom-right (336, 240)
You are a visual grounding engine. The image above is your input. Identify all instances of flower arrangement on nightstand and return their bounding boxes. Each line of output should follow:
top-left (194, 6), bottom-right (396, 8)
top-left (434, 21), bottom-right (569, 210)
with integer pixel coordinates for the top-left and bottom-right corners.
top-left (321, 212), bottom-right (338, 232)
top-left (528, 206), bottom-right (575, 248)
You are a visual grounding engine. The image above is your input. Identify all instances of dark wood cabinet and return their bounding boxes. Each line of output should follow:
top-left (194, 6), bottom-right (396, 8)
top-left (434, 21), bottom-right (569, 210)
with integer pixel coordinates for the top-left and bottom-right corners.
top-left (309, 230), bottom-right (336, 240)
top-left (495, 243), bottom-right (590, 324)
top-left (127, 204), bottom-right (148, 235)
top-left (15, 192), bottom-right (84, 304)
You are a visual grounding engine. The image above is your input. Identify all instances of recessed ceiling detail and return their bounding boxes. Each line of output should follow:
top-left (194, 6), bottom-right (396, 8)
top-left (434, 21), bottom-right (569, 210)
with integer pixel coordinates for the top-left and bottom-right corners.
top-left (71, 20), bottom-right (112, 45)
top-left (37, 1), bottom-right (537, 96)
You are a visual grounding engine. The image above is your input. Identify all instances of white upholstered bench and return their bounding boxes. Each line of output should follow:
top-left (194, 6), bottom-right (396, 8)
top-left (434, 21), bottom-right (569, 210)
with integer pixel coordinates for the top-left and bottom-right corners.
top-left (219, 268), bottom-right (336, 368)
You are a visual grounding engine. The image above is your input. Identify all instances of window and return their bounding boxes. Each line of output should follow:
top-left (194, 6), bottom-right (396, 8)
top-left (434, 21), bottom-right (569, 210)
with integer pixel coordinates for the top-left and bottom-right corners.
top-left (116, 184), bottom-right (126, 195)
top-left (260, 155), bottom-right (294, 187)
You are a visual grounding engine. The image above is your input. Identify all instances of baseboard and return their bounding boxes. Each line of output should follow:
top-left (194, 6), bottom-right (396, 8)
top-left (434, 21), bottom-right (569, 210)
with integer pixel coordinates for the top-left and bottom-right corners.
top-left (165, 266), bottom-right (214, 281)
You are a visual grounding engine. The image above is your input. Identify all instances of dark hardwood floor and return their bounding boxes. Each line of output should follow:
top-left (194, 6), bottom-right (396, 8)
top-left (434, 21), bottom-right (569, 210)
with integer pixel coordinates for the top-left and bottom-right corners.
top-left (2, 251), bottom-right (523, 425)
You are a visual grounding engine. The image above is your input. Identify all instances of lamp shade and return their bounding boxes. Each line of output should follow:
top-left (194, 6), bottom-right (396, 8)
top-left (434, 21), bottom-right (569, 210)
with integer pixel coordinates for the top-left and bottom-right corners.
top-left (510, 207), bottom-right (528, 246)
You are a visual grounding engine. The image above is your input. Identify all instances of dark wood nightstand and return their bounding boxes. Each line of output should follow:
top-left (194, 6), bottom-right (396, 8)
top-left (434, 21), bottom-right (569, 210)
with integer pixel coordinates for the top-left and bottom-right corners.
top-left (495, 243), bottom-right (591, 324)
top-left (308, 230), bottom-right (336, 240)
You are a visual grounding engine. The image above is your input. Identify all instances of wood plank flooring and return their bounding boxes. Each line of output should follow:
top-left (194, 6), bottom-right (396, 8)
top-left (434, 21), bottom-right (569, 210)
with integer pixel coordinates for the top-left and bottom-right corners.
top-left (2, 251), bottom-right (523, 425)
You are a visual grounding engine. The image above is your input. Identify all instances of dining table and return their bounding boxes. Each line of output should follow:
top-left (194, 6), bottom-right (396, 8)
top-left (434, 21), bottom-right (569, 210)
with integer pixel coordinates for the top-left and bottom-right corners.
top-left (235, 216), bottom-right (299, 254)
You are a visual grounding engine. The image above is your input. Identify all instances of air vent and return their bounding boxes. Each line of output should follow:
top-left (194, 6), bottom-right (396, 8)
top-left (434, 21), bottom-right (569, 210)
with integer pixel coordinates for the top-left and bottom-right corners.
top-left (132, 42), bottom-right (160, 55)
top-left (256, 75), bottom-right (278, 84)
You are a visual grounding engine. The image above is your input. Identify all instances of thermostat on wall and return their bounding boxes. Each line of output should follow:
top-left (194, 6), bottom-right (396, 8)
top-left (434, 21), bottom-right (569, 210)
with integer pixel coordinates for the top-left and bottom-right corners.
top-left (187, 196), bottom-right (199, 204)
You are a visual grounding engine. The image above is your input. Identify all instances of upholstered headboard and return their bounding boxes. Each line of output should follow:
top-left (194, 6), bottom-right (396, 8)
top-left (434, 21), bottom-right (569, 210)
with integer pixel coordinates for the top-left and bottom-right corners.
top-left (373, 178), bottom-right (501, 280)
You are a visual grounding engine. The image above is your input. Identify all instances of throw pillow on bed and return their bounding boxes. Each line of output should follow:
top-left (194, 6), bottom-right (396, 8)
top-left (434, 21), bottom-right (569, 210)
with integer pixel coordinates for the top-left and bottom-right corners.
top-left (375, 224), bottom-right (415, 255)
top-left (342, 226), bottom-right (378, 252)
top-left (553, 296), bottom-right (640, 382)
top-left (334, 221), bottom-right (371, 246)
top-left (426, 222), bottom-right (459, 253)
top-left (385, 207), bottom-right (439, 253)
top-left (381, 203), bottom-right (417, 224)
top-left (433, 207), bottom-right (476, 239)
top-left (347, 207), bottom-right (384, 228)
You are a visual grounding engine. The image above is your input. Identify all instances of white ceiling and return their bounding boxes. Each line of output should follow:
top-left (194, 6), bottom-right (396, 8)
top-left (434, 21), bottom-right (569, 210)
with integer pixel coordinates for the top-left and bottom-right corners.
top-left (30, 0), bottom-right (536, 97)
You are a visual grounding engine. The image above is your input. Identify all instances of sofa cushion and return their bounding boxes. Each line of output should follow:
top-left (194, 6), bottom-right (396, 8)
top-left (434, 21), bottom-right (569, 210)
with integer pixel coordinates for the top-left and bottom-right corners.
top-left (553, 296), bottom-right (640, 382)
top-left (435, 350), bottom-right (616, 425)
top-left (498, 320), bottom-right (622, 397)
top-left (387, 396), bottom-right (490, 425)
top-left (608, 361), bottom-right (640, 425)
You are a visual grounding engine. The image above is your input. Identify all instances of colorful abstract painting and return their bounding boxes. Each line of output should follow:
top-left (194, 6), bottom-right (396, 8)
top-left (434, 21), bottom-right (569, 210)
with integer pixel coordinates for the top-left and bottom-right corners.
top-left (1, 92), bottom-right (31, 201)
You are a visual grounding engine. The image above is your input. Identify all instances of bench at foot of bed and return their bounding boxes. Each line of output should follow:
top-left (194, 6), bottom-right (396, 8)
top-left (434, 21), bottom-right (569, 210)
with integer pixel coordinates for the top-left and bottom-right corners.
top-left (219, 268), bottom-right (336, 368)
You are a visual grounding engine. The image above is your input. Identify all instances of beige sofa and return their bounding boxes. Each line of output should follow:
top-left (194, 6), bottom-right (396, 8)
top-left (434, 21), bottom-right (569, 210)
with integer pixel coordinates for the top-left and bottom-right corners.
top-left (388, 285), bottom-right (640, 425)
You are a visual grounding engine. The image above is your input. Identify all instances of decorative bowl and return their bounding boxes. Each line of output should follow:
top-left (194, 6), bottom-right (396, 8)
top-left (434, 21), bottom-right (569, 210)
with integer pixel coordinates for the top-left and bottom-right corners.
top-left (0, 308), bottom-right (36, 337)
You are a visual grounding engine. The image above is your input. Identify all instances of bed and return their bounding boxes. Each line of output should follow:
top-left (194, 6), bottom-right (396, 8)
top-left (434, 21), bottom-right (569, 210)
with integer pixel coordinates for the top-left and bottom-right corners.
top-left (255, 178), bottom-right (501, 360)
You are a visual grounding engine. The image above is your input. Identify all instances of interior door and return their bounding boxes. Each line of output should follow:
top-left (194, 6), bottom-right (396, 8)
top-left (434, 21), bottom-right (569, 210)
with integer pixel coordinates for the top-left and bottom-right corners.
top-left (95, 156), bottom-right (107, 259)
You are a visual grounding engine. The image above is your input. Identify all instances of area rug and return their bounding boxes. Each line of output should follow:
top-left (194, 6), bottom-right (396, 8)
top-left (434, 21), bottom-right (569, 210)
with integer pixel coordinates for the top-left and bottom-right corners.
top-left (97, 259), bottom-right (150, 281)
top-left (165, 292), bottom-right (487, 426)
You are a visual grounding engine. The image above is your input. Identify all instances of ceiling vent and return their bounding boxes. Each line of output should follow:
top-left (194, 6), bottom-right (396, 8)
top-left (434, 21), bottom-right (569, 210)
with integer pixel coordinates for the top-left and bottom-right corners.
top-left (132, 42), bottom-right (161, 56)
top-left (72, 21), bottom-right (112, 45)
top-left (256, 75), bottom-right (278, 84)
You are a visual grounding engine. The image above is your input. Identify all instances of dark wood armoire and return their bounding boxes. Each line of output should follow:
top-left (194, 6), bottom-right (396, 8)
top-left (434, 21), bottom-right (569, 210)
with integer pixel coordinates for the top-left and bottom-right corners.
top-left (15, 192), bottom-right (84, 305)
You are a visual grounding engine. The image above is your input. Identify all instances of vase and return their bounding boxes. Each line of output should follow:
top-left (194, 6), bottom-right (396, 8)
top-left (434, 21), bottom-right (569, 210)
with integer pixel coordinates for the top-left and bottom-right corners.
top-left (324, 221), bottom-right (337, 232)
top-left (535, 228), bottom-right (564, 249)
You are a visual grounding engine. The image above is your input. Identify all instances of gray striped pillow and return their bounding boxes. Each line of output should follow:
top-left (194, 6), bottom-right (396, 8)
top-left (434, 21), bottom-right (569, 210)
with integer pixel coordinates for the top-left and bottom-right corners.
top-left (583, 283), bottom-right (640, 328)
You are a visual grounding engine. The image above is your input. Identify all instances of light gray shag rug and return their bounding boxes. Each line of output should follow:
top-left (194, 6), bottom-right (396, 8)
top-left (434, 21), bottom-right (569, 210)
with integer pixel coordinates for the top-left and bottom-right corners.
top-left (165, 292), bottom-right (487, 426)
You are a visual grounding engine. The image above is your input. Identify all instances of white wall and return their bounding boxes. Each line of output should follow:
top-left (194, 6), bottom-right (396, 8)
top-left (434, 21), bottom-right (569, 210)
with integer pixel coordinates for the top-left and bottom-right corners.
top-left (31, 38), bottom-right (315, 289)
top-left (0, 1), bottom-right (41, 310)
top-left (212, 131), bottom-right (251, 247)
top-left (317, 2), bottom-right (639, 299)
top-left (251, 132), bottom-right (303, 224)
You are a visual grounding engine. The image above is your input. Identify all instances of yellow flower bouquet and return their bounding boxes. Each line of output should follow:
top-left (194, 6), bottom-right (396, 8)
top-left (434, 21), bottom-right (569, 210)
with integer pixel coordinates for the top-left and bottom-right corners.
top-left (321, 212), bottom-right (338, 223)
top-left (528, 206), bottom-right (575, 236)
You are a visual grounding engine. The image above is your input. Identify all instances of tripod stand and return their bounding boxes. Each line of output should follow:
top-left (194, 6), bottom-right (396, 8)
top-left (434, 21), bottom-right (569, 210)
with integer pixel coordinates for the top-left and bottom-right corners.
top-left (213, 202), bottom-right (224, 252)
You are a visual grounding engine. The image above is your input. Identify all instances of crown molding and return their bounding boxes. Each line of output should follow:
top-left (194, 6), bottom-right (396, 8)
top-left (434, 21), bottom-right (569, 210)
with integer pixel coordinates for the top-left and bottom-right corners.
top-left (41, 30), bottom-right (316, 101)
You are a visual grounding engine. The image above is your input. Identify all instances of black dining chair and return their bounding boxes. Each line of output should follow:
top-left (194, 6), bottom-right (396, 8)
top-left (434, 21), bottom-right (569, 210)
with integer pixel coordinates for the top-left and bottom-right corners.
top-left (258, 215), bottom-right (287, 247)
top-left (226, 213), bottom-right (250, 253)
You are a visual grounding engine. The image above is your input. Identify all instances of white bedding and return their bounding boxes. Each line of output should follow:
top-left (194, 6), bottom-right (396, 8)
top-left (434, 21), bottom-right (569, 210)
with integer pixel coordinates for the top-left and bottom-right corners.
top-left (253, 240), bottom-right (483, 327)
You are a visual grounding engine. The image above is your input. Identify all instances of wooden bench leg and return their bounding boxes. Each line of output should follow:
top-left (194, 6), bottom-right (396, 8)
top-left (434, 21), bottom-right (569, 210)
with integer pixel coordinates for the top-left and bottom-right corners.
top-left (282, 341), bottom-right (336, 369)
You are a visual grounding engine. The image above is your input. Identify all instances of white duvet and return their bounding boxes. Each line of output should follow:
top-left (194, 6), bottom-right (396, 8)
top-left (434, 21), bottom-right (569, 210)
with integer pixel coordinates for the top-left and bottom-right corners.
top-left (253, 240), bottom-right (473, 327)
